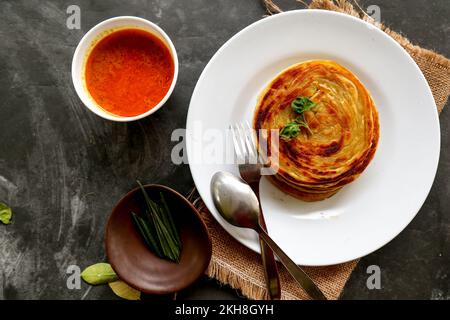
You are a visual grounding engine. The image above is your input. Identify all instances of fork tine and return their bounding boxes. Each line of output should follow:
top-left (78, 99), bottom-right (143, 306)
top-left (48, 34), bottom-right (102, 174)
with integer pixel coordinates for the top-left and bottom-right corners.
top-left (247, 121), bottom-right (268, 166)
top-left (235, 123), bottom-right (248, 163)
top-left (239, 123), bottom-right (256, 163)
top-left (238, 123), bottom-right (251, 163)
top-left (230, 124), bottom-right (244, 163)
top-left (245, 121), bottom-right (260, 163)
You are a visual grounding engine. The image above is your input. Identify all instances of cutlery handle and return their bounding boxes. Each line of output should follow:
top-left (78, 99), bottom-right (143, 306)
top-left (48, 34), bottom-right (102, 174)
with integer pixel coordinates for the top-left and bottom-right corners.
top-left (257, 228), bottom-right (327, 300)
top-left (259, 231), bottom-right (281, 300)
top-left (251, 183), bottom-right (281, 300)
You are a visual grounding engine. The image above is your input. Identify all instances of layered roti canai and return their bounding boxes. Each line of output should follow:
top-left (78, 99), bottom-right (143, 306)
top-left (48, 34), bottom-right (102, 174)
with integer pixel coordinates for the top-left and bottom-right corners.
top-left (254, 60), bottom-right (379, 201)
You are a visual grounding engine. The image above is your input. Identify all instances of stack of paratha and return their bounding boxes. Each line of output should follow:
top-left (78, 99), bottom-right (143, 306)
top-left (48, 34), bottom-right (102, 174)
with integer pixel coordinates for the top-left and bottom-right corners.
top-left (254, 60), bottom-right (379, 201)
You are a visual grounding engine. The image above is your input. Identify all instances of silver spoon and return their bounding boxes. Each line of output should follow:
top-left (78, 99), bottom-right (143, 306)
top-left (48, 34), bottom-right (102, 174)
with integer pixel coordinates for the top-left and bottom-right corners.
top-left (211, 171), bottom-right (327, 300)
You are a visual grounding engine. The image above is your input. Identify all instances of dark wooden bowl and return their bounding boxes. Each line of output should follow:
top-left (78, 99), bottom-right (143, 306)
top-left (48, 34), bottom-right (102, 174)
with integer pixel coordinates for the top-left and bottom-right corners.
top-left (105, 184), bottom-right (212, 294)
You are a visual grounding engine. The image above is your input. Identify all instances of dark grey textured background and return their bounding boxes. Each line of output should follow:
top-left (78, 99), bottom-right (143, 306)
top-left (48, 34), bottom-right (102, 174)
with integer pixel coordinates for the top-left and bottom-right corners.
top-left (0, 0), bottom-right (448, 300)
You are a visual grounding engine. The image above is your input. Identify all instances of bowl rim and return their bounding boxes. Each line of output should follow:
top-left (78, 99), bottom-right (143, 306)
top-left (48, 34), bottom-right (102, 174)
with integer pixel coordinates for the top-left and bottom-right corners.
top-left (71, 16), bottom-right (179, 122)
top-left (104, 184), bottom-right (212, 294)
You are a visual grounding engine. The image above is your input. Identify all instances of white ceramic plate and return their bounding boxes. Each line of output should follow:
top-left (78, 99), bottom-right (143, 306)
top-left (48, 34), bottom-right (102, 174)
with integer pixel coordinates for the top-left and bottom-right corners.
top-left (186, 10), bottom-right (440, 266)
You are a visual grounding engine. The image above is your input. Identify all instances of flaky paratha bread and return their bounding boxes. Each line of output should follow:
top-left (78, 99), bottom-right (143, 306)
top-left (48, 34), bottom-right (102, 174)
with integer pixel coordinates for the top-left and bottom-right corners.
top-left (254, 60), bottom-right (379, 201)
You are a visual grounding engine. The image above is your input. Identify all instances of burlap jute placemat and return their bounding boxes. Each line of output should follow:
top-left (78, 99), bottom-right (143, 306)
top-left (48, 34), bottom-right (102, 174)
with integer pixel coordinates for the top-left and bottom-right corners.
top-left (193, 0), bottom-right (450, 300)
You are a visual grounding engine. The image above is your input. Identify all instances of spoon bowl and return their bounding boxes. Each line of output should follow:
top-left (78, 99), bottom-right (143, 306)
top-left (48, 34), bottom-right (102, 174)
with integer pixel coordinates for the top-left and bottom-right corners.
top-left (211, 171), bottom-right (260, 230)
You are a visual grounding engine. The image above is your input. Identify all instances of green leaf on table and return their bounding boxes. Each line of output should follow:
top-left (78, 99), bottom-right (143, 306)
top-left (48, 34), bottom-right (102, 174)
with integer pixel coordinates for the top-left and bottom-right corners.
top-left (109, 280), bottom-right (141, 300)
top-left (81, 263), bottom-right (118, 285)
top-left (0, 202), bottom-right (12, 225)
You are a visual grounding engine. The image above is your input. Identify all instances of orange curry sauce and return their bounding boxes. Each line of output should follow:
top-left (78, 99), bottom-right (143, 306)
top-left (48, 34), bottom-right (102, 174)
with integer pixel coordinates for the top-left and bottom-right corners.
top-left (85, 28), bottom-right (174, 117)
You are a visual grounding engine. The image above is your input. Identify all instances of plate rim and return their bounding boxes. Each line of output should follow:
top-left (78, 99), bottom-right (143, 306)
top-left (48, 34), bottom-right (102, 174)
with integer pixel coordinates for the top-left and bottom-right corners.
top-left (186, 9), bottom-right (441, 266)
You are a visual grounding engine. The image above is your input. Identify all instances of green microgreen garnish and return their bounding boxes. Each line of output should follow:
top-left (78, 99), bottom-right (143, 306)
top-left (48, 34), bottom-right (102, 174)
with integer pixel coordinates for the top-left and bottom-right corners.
top-left (280, 116), bottom-right (312, 140)
top-left (295, 116), bottom-right (312, 134)
top-left (280, 96), bottom-right (316, 140)
top-left (280, 121), bottom-right (301, 140)
top-left (291, 96), bottom-right (316, 114)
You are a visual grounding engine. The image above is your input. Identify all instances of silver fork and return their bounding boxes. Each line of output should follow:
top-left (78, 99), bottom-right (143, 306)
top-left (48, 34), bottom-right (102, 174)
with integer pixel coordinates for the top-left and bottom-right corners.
top-left (231, 122), bottom-right (327, 300)
top-left (230, 122), bottom-right (281, 300)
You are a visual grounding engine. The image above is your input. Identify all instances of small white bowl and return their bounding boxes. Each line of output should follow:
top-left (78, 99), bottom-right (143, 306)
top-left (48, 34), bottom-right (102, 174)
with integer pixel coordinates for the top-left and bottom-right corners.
top-left (71, 16), bottom-right (179, 122)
